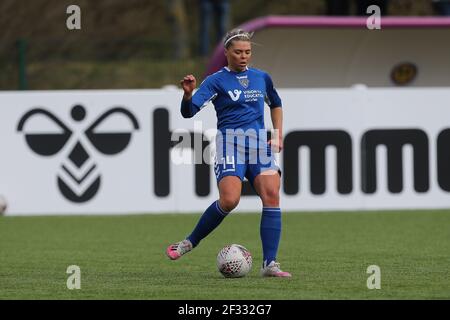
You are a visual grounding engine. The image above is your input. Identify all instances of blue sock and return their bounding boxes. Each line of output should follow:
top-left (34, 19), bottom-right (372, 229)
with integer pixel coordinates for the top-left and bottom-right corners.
top-left (260, 207), bottom-right (281, 266)
top-left (187, 200), bottom-right (229, 247)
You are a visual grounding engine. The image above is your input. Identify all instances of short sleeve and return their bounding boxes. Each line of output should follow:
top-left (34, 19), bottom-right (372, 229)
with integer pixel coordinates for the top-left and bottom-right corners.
top-left (192, 77), bottom-right (218, 110)
top-left (264, 73), bottom-right (282, 108)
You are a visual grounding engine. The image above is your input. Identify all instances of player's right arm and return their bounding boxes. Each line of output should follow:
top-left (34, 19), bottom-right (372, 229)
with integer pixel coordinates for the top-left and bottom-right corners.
top-left (180, 74), bottom-right (217, 118)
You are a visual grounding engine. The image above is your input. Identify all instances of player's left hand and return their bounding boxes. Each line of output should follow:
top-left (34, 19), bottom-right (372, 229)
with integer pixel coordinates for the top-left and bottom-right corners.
top-left (269, 137), bottom-right (283, 153)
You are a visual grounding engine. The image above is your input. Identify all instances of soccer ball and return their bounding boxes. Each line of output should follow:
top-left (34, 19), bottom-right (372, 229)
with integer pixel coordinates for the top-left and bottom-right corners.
top-left (216, 244), bottom-right (252, 278)
top-left (0, 195), bottom-right (7, 215)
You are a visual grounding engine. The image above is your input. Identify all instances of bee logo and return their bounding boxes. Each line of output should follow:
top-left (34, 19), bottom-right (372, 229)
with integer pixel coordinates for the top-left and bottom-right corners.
top-left (391, 62), bottom-right (417, 86)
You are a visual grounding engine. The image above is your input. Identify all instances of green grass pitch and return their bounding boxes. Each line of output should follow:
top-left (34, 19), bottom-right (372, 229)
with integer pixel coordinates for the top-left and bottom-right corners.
top-left (0, 210), bottom-right (449, 299)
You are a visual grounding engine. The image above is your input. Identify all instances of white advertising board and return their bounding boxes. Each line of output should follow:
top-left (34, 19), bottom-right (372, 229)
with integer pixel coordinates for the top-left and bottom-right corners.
top-left (1, 87), bottom-right (449, 215)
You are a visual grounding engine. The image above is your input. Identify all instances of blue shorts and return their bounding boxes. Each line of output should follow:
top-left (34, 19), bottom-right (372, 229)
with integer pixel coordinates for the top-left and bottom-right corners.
top-left (213, 135), bottom-right (281, 185)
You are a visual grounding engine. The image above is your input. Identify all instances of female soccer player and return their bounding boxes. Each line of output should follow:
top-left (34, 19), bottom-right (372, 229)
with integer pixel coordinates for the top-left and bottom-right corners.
top-left (166, 29), bottom-right (291, 277)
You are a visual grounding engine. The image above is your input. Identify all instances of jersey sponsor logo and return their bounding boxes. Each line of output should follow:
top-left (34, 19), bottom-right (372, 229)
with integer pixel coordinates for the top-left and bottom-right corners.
top-left (227, 89), bottom-right (242, 101)
top-left (243, 90), bottom-right (264, 102)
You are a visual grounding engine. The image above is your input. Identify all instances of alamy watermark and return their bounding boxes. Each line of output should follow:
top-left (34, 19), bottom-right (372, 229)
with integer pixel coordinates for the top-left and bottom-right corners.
top-left (66, 265), bottom-right (81, 289)
top-left (366, 5), bottom-right (381, 30)
top-left (366, 265), bottom-right (381, 289)
top-left (66, 5), bottom-right (81, 30)
top-left (170, 120), bottom-right (281, 166)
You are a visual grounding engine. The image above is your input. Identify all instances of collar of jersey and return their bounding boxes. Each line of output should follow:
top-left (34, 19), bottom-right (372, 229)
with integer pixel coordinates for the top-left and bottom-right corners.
top-left (224, 66), bottom-right (249, 74)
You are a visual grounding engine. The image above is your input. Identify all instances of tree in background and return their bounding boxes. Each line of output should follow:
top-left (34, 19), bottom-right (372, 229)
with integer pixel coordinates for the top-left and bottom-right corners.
top-left (167, 0), bottom-right (189, 59)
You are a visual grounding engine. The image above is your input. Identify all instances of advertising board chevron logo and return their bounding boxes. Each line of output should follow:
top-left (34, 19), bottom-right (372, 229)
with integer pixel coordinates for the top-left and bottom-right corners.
top-left (17, 105), bottom-right (139, 203)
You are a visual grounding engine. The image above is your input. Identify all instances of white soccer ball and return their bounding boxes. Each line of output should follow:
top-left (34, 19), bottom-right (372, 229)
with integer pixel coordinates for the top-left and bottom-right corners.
top-left (217, 244), bottom-right (252, 278)
top-left (0, 195), bottom-right (7, 215)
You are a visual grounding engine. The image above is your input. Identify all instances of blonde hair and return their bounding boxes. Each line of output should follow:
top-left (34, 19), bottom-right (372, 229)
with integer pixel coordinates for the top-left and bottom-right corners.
top-left (223, 29), bottom-right (253, 48)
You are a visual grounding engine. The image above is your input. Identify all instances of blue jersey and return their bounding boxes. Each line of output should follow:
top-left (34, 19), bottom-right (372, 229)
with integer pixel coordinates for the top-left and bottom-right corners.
top-left (185, 67), bottom-right (282, 133)
top-left (181, 67), bottom-right (283, 184)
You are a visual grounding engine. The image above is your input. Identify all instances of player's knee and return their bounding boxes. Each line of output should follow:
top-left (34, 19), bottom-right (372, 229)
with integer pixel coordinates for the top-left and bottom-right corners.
top-left (219, 196), bottom-right (240, 213)
top-left (260, 189), bottom-right (280, 207)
